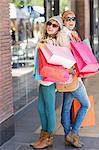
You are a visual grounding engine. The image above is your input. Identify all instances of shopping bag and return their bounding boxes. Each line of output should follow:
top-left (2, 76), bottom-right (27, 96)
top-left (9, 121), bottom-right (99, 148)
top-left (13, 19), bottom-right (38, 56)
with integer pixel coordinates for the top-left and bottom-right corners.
top-left (33, 47), bottom-right (58, 82)
top-left (33, 48), bottom-right (42, 80)
top-left (74, 63), bottom-right (99, 78)
top-left (83, 38), bottom-right (92, 51)
top-left (33, 48), bottom-right (60, 82)
top-left (38, 48), bottom-right (69, 82)
top-left (40, 43), bottom-right (76, 69)
top-left (72, 96), bottom-right (96, 127)
top-left (70, 41), bottom-right (99, 77)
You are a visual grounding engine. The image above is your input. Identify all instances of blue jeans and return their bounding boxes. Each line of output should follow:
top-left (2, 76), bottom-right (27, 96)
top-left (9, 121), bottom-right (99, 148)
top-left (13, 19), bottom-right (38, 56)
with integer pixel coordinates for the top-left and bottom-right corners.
top-left (37, 84), bottom-right (56, 134)
top-left (61, 82), bottom-right (90, 135)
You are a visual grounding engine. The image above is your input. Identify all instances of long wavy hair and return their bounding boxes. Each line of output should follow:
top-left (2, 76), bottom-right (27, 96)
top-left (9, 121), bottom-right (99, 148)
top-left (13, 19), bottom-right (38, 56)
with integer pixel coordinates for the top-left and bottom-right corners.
top-left (40, 20), bottom-right (61, 43)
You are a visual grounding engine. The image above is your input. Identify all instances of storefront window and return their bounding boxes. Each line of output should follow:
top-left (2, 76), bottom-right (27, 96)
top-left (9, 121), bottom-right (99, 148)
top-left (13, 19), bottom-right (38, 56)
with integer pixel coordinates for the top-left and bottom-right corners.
top-left (10, 3), bottom-right (44, 112)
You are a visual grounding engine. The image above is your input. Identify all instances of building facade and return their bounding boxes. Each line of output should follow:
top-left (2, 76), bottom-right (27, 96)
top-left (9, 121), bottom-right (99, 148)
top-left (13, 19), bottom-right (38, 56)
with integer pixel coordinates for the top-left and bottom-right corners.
top-left (0, 0), bottom-right (14, 146)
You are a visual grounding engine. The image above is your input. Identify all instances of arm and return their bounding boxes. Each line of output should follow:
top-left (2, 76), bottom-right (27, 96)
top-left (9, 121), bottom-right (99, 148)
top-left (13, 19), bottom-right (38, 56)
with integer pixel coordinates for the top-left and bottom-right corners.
top-left (56, 30), bottom-right (71, 48)
top-left (57, 31), bottom-right (76, 75)
top-left (71, 31), bottom-right (81, 42)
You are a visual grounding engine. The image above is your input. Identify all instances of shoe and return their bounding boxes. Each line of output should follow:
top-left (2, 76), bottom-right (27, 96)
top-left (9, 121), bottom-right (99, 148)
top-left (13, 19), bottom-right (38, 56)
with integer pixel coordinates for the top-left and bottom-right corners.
top-left (30, 129), bottom-right (47, 148)
top-left (66, 131), bottom-right (84, 148)
top-left (33, 132), bottom-right (53, 149)
top-left (65, 139), bottom-right (71, 146)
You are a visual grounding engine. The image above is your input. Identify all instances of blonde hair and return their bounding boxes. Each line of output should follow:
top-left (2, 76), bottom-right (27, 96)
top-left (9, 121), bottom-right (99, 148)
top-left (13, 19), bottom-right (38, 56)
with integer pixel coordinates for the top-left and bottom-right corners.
top-left (40, 20), bottom-right (61, 43)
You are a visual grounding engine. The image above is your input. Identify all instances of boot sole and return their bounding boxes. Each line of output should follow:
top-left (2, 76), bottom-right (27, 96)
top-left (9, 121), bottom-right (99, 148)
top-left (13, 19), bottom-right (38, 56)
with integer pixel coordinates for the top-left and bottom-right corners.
top-left (66, 140), bottom-right (83, 148)
top-left (66, 137), bottom-right (83, 148)
top-left (30, 144), bottom-right (53, 149)
top-left (65, 140), bottom-right (72, 146)
top-left (30, 142), bottom-right (40, 148)
top-left (71, 143), bottom-right (83, 148)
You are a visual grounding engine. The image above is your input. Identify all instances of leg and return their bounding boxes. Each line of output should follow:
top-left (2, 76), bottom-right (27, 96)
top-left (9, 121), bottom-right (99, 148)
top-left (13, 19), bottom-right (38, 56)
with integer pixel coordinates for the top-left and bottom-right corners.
top-left (33, 84), bottom-right (55, 149)
top-left (30, 85), bottom-right (48, 148)
top-left (61, 92), bottom-right (74, 136)
top-left (66, 82), bottom-right (90, 148)
top-left (37, 85), bottom-right (47, 131)
top-left (42, 84), bottom-right (56, 134)
top-left (72, 82), bottom-right (90, 134)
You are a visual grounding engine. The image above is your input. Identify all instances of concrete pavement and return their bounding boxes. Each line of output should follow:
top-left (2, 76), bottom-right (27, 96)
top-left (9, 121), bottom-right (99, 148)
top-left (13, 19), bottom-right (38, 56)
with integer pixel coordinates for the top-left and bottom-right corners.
top-left (0, 73), bottom-right (99, 150)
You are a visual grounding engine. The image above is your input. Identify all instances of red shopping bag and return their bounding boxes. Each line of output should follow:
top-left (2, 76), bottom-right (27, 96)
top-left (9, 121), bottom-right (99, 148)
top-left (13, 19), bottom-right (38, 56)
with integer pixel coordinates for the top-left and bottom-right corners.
top-left (70, 41), bottom-right (99, 77)
top-left (74, 63), bottom-right (99, 78)
top-left (38, 48), bottom-right (69, 82)
top-left (72, 96), bottom-right (96, 127)
top-left (40, 43), bottom-right (76, 69)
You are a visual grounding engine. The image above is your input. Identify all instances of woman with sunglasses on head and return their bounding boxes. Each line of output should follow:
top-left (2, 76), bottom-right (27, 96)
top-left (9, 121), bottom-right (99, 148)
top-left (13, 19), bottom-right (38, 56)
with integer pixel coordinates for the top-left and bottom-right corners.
top-left (30, 16), bottom-right (63, 149)
top-left (57, 10), bottom-right (90, 148)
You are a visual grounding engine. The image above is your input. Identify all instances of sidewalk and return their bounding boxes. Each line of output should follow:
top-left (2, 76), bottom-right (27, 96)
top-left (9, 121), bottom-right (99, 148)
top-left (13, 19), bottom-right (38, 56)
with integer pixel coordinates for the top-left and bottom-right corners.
top-left (0, 73), bottom-right (99, 150)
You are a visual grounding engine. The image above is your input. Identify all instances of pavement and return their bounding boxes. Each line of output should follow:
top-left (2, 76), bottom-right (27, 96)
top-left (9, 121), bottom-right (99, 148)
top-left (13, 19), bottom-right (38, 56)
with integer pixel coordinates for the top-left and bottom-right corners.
top-left (0, 73), bottom-right (99, 150)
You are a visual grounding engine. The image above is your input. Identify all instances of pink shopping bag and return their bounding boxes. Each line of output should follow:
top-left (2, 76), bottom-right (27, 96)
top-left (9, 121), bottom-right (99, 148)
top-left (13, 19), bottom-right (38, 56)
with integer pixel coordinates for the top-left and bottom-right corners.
top-left (70, 41), bottom-right (99, 77)
top-left (40, 43), bottom-right (76, 69)
top-left (38, 48), bottom-right (69, 82)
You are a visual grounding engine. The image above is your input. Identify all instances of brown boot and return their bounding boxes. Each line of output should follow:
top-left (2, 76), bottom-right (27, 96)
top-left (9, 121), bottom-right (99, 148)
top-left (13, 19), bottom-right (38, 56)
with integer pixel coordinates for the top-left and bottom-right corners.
top-left (65, 138), bottom-right (72, 146)
top-left (33, 132), bottom-right (53, 149)
top-left (66, 131), bottom-right (84, 148)
top-left (30, 129), bottom-right (46, 147)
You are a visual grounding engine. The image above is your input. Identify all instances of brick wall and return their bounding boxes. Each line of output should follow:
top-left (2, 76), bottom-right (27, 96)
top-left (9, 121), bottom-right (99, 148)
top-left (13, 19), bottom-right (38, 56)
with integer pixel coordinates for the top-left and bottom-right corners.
top-left (0, 0), bottom-right (14, 123)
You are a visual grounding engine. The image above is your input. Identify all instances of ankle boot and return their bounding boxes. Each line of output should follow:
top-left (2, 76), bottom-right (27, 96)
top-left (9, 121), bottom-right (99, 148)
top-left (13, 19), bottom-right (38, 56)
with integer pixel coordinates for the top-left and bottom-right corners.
top-left (30, 129), bottom-right (46, 147)
top-left (33, 132), bottom-right (54, 149)
top-left (66, 131), bottom-right (84, 148)
top-left (65, 138), bottom-right (71, 146)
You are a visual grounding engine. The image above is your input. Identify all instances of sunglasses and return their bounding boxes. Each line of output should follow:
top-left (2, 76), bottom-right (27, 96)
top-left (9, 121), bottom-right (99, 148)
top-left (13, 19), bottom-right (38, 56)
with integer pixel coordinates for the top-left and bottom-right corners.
top-left (47, 21), bottom-right (59, 28)
top-left (65, 17), bottom-right (76, 21)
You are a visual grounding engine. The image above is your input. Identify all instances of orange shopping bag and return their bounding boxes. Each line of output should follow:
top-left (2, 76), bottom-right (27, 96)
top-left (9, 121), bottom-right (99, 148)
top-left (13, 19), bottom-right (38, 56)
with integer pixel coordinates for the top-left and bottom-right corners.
top-left (72, 96), bottom-right (96, 127)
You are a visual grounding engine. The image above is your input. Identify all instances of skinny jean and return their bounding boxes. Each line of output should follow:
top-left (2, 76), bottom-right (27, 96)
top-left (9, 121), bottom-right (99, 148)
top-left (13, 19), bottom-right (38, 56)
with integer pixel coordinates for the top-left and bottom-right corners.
top-left (37, 84), bottom-right (56, 134)
top-left (61, 82), bottom-right (90, 135)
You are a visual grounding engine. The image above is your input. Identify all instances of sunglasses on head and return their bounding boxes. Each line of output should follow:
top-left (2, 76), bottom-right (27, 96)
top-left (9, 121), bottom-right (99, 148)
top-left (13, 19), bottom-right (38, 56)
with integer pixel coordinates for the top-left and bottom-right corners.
top-left (47, 21), bottom-right (59, 28)
top-left (65, 17), bottom-right (76, 21)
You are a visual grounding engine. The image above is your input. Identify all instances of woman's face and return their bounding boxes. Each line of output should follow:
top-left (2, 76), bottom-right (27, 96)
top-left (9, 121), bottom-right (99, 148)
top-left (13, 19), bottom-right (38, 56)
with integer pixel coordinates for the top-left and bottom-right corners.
top-left (46, 20), bottom-right (60, 35)
top-left (63, 14), bottom-right (76, 31)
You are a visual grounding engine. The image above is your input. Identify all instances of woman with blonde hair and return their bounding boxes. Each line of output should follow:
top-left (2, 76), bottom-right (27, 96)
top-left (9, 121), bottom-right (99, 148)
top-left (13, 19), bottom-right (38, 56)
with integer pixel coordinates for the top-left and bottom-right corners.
top-left (30, 16), bottom-right (63, 149)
